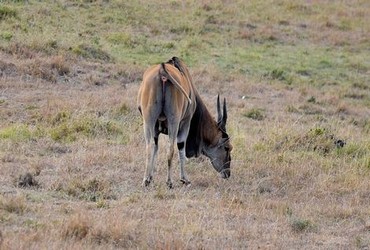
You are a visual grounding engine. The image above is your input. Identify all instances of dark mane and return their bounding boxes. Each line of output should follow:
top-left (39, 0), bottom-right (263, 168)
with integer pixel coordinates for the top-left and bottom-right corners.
top-left (167, 57), bottom-right (185, 75)
top-left (185, 93), bottom-right (205, 158)
top-left (166, 56), bottom-right (210, 158)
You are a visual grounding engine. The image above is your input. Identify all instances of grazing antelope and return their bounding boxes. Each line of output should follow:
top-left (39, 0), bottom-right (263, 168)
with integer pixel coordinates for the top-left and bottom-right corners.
top-left (137, 57), bottom-right (232, 188)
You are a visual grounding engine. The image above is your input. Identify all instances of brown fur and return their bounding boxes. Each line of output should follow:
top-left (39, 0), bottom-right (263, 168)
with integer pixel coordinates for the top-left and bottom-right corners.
top-left (138, 57), bottom-right (232, 187)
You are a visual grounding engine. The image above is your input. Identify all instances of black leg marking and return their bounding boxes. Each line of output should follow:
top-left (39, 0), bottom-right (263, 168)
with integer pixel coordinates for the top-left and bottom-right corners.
top-left (166, 181), bottom-right (173, 189)
top-left (177, 142), bottom-right (185, 150)
top-left (180, 179), bottom-right (191, 186)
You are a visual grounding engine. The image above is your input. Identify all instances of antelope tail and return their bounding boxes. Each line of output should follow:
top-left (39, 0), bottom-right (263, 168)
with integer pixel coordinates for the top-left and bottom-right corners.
top-left (160, 63), bottom-right (192, 104)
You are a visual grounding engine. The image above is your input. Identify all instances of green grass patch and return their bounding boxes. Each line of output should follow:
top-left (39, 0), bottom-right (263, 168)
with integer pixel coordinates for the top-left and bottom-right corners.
top-left (273, 127), bottom-right (342, 155)
top-left (49, 114), bottom-right (126, 143)
top-left (0, 124), bottom-right (42, 142)
top-left (1, 31), bottom-right (13, 41)
top-left (72, 44), bottom-right (111, 62)
top-left (0, 0), bottom-right (367, 90)
top-left (59, 177), bottom-right (116, 202)
top-left (0, 5), bottom-right (17, 20)
top-left (243, 108), bottom-right (265, 121)
top-left (290, 218), bottom-right (316, 233)
top-left (336, 143), bottom-right (368, 158)
top-left (106, 32), bottom-right (134, 46)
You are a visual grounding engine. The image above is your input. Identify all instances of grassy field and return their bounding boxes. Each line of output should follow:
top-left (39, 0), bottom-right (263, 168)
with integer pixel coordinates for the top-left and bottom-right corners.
top-left (0, 0), bottom-right (369, 249)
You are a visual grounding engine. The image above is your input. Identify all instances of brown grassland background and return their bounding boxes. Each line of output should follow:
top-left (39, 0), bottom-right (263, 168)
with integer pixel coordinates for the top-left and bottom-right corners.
top-left (0, 0), bottom-right (369, 249)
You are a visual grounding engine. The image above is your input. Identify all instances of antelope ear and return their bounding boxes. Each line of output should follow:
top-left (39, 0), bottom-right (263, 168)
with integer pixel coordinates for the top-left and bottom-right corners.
top-left (217, 94), bottom-right (222, 124)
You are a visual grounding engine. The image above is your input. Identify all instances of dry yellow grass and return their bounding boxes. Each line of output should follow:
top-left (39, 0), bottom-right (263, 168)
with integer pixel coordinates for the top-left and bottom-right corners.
top-left (0, 0), bottom-right (369, 249)
top-left (1, 49), bottom-right (369, 249)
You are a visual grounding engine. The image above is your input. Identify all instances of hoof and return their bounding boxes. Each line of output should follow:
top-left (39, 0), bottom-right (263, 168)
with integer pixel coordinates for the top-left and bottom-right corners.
top-left (166, 181), bottom-right (173, 189)
top-left (180, 179), bottom-right (191, 186)
top-left (142, 177), bottom-right (152, 187)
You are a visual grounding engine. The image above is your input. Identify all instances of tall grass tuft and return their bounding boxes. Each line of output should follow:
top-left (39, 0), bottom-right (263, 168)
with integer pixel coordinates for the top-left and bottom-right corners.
top-left (0, 195), bottom-right (27, 215)
top-left (0, 6), bottom-right (17, 20)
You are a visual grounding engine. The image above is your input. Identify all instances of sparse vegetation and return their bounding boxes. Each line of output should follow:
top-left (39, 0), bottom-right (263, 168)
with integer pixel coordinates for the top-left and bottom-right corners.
top-left (0, 0), bottom-right (369, 249)
top-left (72, 44), bottom-right (112, 62)
top-left (0, 195), bottom-right (27, 215)
top-left (17, 172), bottom-right (38, 188)
top-left (244, 108), bottom-right (265, 121)
top-left (49, 114), bottom-right (125, 142)
top-left (0, 124), bottom-right (37, 141)
top-left (60, 177), bottom-right (116, 202)
top-left (290, 218), bottom-right (316, 233)
top-left (0, 6), bottom-right (17, 20)
top-left (61, 213), bottom-right (91, 240)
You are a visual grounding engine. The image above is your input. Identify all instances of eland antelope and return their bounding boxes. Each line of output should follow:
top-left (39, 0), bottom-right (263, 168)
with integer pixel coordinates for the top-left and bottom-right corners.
top-left (137, 57), bottom-right (232, 188)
